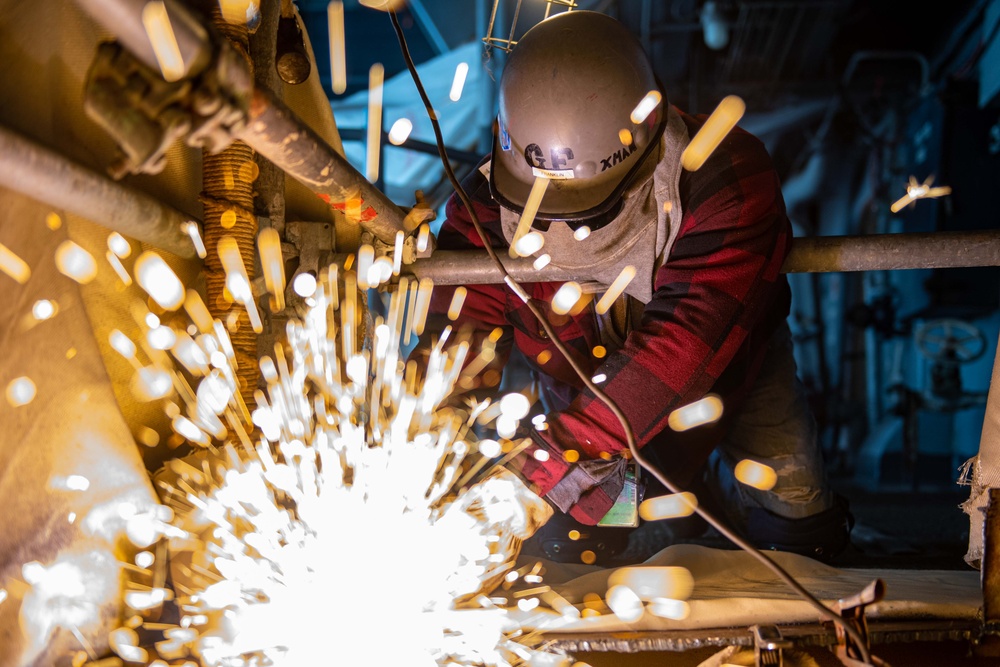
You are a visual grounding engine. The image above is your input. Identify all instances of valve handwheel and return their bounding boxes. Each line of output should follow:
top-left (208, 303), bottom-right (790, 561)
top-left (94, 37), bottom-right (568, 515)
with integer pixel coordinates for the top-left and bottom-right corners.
top-left (914, 318), bottom-right (987, 364)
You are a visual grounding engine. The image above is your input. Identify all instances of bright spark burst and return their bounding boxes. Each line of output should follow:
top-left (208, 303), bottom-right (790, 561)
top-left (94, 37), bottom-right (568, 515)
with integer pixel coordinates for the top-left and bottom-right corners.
top-left (890, 174), bottom-right (952, 213)
top-left (60, 255), bottom-right (565, 666)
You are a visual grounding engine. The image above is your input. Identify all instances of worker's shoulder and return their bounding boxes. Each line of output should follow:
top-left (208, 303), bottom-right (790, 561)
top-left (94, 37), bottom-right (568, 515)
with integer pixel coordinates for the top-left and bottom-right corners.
top-left (676, 107), bottom-right (774, 170)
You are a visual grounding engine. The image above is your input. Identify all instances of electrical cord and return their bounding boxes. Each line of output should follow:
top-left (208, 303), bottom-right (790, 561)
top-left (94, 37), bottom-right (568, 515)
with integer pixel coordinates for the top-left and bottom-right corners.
top-left (386, 9), bottom-right (873, 665)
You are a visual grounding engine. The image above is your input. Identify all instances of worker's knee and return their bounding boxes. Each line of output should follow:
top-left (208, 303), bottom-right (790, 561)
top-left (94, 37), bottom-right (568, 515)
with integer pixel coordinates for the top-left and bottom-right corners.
top-left (743, 495), bottom-right (854, 562)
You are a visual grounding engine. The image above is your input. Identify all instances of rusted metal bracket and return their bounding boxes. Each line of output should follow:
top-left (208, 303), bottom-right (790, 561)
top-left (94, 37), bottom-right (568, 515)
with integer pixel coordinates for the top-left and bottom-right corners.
top-left (84, 37), bottom-right (251, 179)
top-left (752, 624), bottom-right (793, 666)
top-left (833, 579), bottom-right (889, 667)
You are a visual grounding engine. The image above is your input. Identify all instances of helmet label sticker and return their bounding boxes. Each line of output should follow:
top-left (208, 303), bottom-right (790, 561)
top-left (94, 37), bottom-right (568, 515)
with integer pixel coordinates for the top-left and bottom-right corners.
top-left (531, 166), bottom-right (574, 180)
top-left (524, 144), bottom-right (576, 171)
top-left (500, 124), bottom-right (511, 151)
top-left (601, 143), bottom-right (637, 171)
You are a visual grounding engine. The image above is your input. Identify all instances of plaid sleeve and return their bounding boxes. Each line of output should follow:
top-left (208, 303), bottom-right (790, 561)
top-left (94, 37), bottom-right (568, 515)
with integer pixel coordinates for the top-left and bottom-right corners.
top-left (517, 129), bottom-right (793, 524)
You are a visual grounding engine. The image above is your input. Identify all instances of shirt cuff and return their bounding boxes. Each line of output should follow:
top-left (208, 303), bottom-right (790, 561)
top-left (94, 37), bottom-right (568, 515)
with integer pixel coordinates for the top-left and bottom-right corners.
top-left (512, 429), bottom-right (627, 525)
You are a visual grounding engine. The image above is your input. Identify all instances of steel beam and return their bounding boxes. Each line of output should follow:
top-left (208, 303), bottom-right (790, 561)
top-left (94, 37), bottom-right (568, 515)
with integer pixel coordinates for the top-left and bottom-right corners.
top-left (0, 125), bottom-right (197, 259)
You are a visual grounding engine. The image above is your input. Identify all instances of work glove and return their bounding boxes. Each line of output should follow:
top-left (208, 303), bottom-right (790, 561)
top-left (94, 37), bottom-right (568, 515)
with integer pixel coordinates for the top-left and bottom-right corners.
top-left (473, 466), bottom-right (554, 541)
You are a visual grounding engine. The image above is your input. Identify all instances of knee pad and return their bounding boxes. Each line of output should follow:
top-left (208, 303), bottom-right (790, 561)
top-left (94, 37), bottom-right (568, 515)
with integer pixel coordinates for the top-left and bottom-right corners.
top-left (744, 495), bottom-right (854, 562)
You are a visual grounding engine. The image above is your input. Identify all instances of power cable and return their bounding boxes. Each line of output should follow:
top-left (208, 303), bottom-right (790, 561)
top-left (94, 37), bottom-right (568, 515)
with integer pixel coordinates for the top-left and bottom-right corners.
top-left (386, 9), bottom-right (873, 664)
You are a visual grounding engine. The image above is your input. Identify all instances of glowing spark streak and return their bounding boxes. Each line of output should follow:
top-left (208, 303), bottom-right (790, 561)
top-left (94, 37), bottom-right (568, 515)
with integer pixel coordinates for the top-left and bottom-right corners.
top-left (681, 95), bottom-right (745, 171)
top-left (7, 376), bottom-right (35, 408)
top-left (551, 281), bottom-right (582, 315)
top-left (388, 118), bottom-right (413, 145)
top-left (106, 251), bottom-right (133, 286)
top-left (141, 0), bottom-right (185, 82)
top-left (108, 232), bottom-right (131, 258)
top-left (393, 230), bottom-right (405, 276)
top-left (649, 598), bottom-right (690, 619)
top-left (595, 265), bottom-right (636, 315)
top-left (258, 228), bottom-right (286, 312)
top-left (417, 223), bottom-right (430, 253)
top-left (293, 272), bottom-right (317, 297)
top-left (619, 128), bottom-right (634, 145)
top-left (356, 245), bottom-right (375, 289)
top-left (573, 226), bottom-right (591, 241)
top-left (513, 231), bottom-right (544, 257)
top-left (403, 280), bottom-right (418, 346)
top-left (533, 254), bottom-right (551, 271)
top-left (606, 584), bottom-right (644, 621)
top-left (639, 492), bottom-right (698, 521)
top-left (509, 177), bottom-right (550, 258)
top-left (109, 329), bottom-right (138, 361)
top-left (447, 287), bottom-right (467, 321)
top-left (135, 252), bottom-right (185, 310)
top-left (0, 243), bottom-right (30, 284)
top-left (218, 236), bottom-right (263, 333)
top-left (412, 277), bottom-right (433, 336)
top-left (609, 567), bottom-right (694, 601)
top-left (630, 90), bottom-right (662, 124)
top-left (327, 1), bottom-right (347, 95)
top-left (366, 63), bottom-right (385, 183)
top-left (184, 290), bottom-right (214, 333)
top-left (450, 62), bottom-right (470, 101)
top-left (668, 395), bottom-right (723, 431)
top-left (55, 241), bottom-right (98, 284)
top-left (735, 459), bottom-right (778, 491)
top-left (182, 221), bottom-right (207, 259)
top-left (32, 300), bottom-right (57, 321)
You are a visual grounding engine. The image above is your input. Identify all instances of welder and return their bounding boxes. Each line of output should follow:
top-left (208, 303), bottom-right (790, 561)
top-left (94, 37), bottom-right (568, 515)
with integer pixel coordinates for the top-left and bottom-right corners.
top-left (425, 10), bottom-right (852, 565)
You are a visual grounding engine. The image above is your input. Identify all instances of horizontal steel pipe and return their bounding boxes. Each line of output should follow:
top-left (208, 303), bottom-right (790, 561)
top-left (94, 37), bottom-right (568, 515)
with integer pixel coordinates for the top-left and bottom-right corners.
top-left (781, 231), bottom-right (1000, 273)
top-left (0, 125), bottom-right (198, 259)
top-left (241, 88), bottom-right (408, 244)
top-left (400, 232), bottom-right (1000, 284)
top-left (75, 0), bottom-right (212, 80)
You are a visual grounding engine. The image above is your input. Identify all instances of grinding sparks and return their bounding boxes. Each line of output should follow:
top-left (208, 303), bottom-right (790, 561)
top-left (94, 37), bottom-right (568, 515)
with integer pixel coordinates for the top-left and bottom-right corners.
top-left (639, 492), bottom-right (698, 521)
top-left (366, 63), bottom-right (385, 183)
top-left (55, 241), bottom-right (98, 284)
top-left (141, 0), bottom-right (185, 82)
top-left (450, 62), bottom-right (470, 102)
top-left (681, 95), bottom-right (745, 171)
top-left (32, 299), bottom-right (58, 321)
top-left (181, 221), bottom-right (207, 259)
top-left (891, 174), bottom-right (952, 213)
top-left (630, 90), bottom-right (662, 125)
top-left (735, 459), bottom-right (778, 491)
top-left (258, 227), bottom-right (286, 313)
top-left (388, 117), bottom-right (413, 145)
top-left (106, 251), bottom-right (133, 286)
top-left (107, 232), bottom-right (131, 258)
top-left (6, 376), bottom-right (36, 407)
top-left (551, 281), bottom-right (583, 315)
top-left (668, 395), bottom-right (723, 432)
top-left (135, 252), bottom-right (185, 310)
top-left (447, 286), bottom-right (468, 320)
top-left (90, 269), bottom-right (565, 667)
top-left (595, 265), bottom-right (636, 315)
top-left (218, 236), bottom-right (263, 333)
top-left (509, 177), bottom-right (550, 258)
top-left (328, 1), bottom-right (347, 94)
top-left (0, 243), bottom-right (30, 284)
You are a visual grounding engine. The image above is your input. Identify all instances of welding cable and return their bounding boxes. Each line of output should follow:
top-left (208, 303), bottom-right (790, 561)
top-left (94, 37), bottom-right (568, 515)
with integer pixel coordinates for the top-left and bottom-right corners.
top-left (386, 10), bottom-right (872, 664)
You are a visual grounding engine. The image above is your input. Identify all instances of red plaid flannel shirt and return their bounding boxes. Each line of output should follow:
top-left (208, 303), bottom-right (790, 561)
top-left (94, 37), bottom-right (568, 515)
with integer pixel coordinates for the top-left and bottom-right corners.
top-left (428, 109), bottom-right (792, 524)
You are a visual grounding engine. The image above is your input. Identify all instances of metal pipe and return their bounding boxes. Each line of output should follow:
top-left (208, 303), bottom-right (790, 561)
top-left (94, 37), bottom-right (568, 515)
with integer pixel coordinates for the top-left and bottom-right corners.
top-left (75, 0), bottom-right (212, 80)
top-left (240, 87), bottom-right (408, 244)
top-left (0, 125), bottom-right (197, 258)
top-left (781, 231), bottom-right (1000, 273)
top-left (398, 231), bottom-right (1000, 284)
